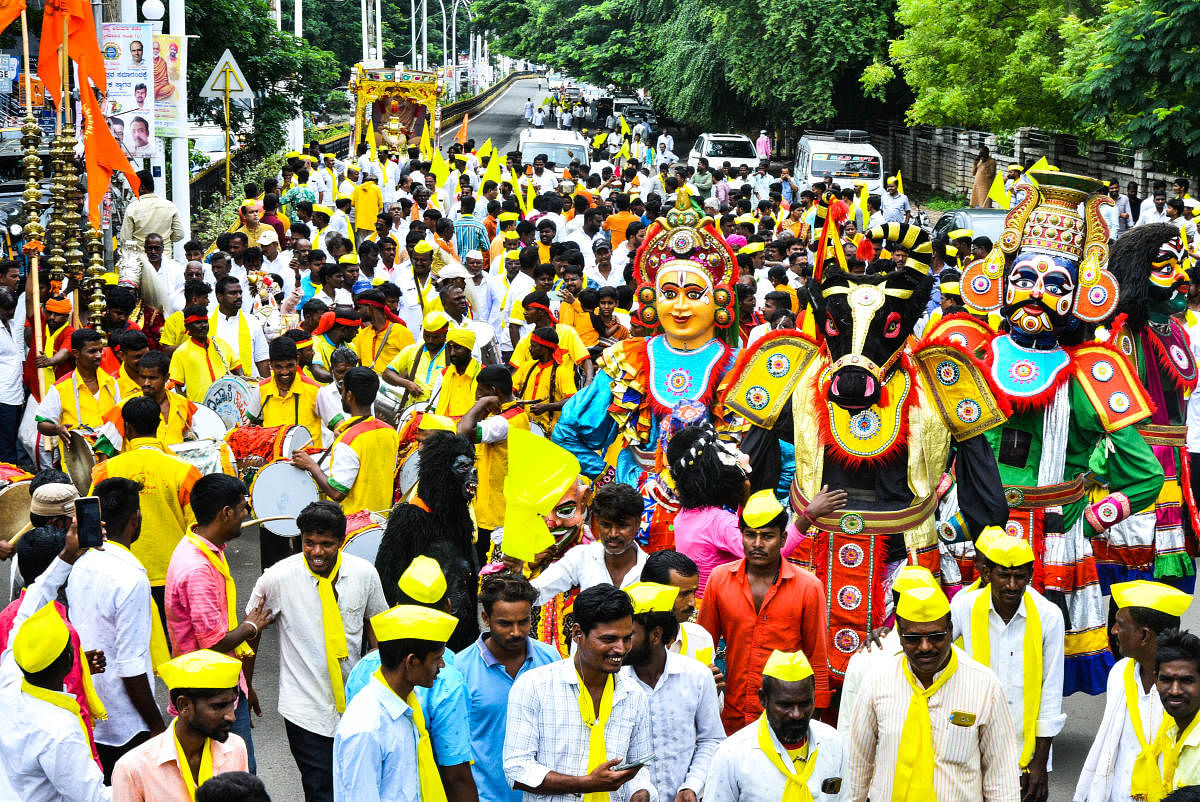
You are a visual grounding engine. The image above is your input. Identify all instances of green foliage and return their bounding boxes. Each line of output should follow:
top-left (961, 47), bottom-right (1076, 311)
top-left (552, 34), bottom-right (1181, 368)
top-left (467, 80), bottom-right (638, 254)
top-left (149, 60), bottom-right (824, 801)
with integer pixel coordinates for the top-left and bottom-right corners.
top-left (186, 0), bottom-right (341, 154)
top-left (1063, 0), bottom-right (1200, 170)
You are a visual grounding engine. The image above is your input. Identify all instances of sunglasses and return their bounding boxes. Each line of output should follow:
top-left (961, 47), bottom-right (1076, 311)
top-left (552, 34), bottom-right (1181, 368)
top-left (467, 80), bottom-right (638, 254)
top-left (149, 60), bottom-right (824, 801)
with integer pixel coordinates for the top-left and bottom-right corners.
top-left (899, 631), bottom-right (950, 644)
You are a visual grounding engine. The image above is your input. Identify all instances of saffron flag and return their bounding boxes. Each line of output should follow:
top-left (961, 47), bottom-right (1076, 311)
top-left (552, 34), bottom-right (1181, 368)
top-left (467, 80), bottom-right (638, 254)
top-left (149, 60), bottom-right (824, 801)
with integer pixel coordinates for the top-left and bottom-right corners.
top-left (39, 0), bottom-right (106, 108)
top-left (0, 0), bottom-right (24, 39)
top-left (81, 84), bottom-right (140, 227)
top-left (455, 113), bottom-right (469, 145)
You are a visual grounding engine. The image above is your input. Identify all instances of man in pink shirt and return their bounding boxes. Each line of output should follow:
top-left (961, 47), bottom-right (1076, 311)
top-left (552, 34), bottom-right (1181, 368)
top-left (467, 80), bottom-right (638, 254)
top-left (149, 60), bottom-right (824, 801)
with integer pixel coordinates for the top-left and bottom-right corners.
top-left (165, 473), bottom-right (274, 773)
top-left (112, 649), bottom-right (248, 801)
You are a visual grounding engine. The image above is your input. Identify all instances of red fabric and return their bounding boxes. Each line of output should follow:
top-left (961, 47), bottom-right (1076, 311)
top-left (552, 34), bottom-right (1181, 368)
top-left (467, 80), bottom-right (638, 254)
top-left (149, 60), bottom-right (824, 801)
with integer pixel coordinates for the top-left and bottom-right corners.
top-left (358, 298), bottom-right (405, 325)
top-left (698, 559), bottom-right (832, 733)
top-left (23, 322), bottom-right (74, 402)
top-left (529, 332), bottom-right (565, 364)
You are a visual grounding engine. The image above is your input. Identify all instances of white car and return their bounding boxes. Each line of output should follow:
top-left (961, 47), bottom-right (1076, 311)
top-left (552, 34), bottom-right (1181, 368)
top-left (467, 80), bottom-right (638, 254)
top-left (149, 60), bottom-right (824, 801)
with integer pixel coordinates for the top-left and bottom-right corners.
top-left (687, 133), bottom-right (760, 172)
top-left (518, 128), bottom-right (591, 177)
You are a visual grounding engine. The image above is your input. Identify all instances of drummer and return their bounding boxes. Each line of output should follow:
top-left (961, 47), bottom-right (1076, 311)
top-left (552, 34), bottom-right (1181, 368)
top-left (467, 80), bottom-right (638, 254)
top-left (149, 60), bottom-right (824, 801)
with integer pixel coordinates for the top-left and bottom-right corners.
top-left (382, 310), bottom-right (450, 401)
top-left (106, 330), bottom-right (150, 400)
top-left (282, 328), bottom-right (320, 382)
top-left (433, 326), bottom-right (480, 419)
top-left (95, 350), bottom-right (198, 455)
top-left (353, 288), bottom-right (414, 374)
top-left (256, 337), bottom-right (324, 448)
top-left (292, 366), bottom-right (399, 517)
top-left (167, 304), bottom-right (244, 402)
top-left (311, 308), bottom-right (361, 383)
top-left (34, 327), bottom-right (122, 445)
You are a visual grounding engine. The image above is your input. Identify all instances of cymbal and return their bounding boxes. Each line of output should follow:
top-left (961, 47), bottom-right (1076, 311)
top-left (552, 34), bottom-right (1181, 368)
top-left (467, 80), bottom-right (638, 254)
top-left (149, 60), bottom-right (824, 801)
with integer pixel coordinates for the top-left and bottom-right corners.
top-left (0, 481), bottom-right (31, 542)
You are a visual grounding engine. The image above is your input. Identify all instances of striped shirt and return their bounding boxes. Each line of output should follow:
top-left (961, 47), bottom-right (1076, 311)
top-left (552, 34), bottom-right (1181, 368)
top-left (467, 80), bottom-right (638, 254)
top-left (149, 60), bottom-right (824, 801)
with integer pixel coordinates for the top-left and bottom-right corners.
top-left (454, 214), bottom-right (491, 256)
top-left (846, 648), bottom-right (1020, 802)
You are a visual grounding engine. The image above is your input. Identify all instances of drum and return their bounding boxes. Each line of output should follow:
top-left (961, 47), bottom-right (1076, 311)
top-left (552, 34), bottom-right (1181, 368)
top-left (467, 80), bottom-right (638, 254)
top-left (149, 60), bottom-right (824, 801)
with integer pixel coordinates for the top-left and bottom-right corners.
top-left (395, 401), bottom-right (429, 435)
top-left (249, 461), bottom-right (319, 537)
top-left (170, 440), bottom-right (235, 476)
top-left (188, 404), bottom-right (227, 441)
top-left (203, 375), bottom-right (261, 430)
top-left (64, 430), bottom-right (97, 493)
top-left (373, 383), bottom-right (410, 427)
top-left (0, 480), bottom-right (31, 541)
top-left (342, 509), bottom-right (387, 563)
top-left (396, 448), bottom-right (421, 502)
top-left (225, 425), bottom-right (313, 480)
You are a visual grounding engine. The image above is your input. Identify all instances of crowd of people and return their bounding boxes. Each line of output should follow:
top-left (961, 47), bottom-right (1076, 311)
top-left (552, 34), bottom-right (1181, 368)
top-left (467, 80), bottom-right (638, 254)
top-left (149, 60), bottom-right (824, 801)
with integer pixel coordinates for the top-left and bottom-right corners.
top-left (3, 87), bottom-right (1200, 802)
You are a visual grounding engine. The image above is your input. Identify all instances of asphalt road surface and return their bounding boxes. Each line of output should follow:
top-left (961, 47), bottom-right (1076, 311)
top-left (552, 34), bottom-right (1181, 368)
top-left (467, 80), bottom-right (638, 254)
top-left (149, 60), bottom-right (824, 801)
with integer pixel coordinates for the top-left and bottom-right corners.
top-left (230, 76), bottom-right (1187, 800)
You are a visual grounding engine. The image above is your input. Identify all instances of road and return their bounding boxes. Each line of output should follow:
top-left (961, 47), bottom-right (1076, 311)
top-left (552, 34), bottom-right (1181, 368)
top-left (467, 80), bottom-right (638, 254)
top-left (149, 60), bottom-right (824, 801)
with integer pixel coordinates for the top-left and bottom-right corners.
top-left (234, 74), bottom-right (1176, 801)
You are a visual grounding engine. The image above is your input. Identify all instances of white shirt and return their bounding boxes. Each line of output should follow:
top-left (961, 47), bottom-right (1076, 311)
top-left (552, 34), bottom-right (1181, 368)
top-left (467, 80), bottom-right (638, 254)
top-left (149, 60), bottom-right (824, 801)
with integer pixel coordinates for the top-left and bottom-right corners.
top-left (214, 309), bottom-right (269, 378)
top-left (65, 544), bottom-right (155, 746)
top-left (838, 629), bottom-right (900, 739)
top-left (317, 381), bottom-right (345, 445)
top-left (950, 586), bottom-right (1067, 752)
top-left (1171, 216), bottom-right (1199, 250)
top-left (670, 621), bottom-right (715, 663)
top-left (248, 552), bottom-right (389, 737)
top-left (1073, 657), bottom-right (1164, 802)
top-left (394, 265), bottom-right (439, 333)
top-left (706, 718), bottom-right (846, 802)
top-left (880, 192), bottom-right (911, 223)
top-left (1137, 201), bottom-right (1168, 226)
top-left (469, 273), bottom-right (505, 336)
top-left (585, 263), bottom-right (624, 289)
top-left (656, 133), bottom-right (674, 153)
top-left (564, 230), bottom-right (598, 269)
top-left (0, 313), bottom-right (23, 404)
top-left (531, 541), bottom-right (649, 606)
top-left (619, 651), bottom-right (725, 800)
top-left (504, 658), bottom-right (658, 802)
top-left (499, 271), bottom-right (536, 351)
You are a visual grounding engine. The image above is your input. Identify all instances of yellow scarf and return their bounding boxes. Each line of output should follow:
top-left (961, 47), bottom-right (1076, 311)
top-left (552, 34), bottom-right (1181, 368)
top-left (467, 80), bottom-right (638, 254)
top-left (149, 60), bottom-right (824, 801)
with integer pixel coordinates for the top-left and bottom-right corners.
top-left (172, 719), bottom-right (214, 801)
top-left (1164, 712), bottom-right (1200, 791)
top-left (756, 713), bottom-right (816, 802)
top-left (678, 625), bottom-right (713, 665)
top-left (576, 670), bottom-right (615, 802)
top-left (211, 310), bottom-right (254, 378)
top-left (21, 679), bottom-right (91, 747)
top-left (305, 551), bottom-right (349, 713)
top-left (893, 650), bottom-right (960, 800)
top-left (1125, 659), bottom-right (1168, 801)
top-left (106, 541), bottom-right (171, 669)
top-left (39, 321), bottom-right (69, 395)
top-left (970, 588), bottom-right (1041, 768)
top-left (184, 532), bottom-right (253, 658)
top-left (372, 669), bottom-right (446, 802)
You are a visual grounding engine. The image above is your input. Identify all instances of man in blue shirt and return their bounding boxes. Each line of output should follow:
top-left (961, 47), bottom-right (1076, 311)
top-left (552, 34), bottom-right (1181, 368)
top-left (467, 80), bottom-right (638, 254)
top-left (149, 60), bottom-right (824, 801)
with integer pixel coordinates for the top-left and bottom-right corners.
top-left (457, 572), bottom-right (560, 802)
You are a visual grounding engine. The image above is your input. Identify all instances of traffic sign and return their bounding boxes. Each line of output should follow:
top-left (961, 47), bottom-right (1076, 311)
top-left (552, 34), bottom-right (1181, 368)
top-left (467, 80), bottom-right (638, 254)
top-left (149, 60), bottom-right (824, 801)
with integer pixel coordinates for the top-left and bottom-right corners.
top-left (199, 49), bottom-right (253, 101)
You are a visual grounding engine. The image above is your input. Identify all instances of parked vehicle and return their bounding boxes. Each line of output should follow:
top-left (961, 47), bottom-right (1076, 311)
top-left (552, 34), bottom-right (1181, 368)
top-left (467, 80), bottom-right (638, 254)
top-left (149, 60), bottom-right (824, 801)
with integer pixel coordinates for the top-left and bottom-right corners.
top-left (794, 130), bottom-right (885, 196)
top-left (931, 208), bottom-right (1008, 247)
top-left (687, 133), bottom-right (759, 172)
top-left (518, 128), bottom-right (591, 175)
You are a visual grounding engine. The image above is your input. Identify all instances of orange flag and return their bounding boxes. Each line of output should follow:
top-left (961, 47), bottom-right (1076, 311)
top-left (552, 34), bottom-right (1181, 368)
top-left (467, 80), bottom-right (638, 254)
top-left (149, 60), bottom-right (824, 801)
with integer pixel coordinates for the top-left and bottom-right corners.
top-left (40, 0), bottom-right (107, 108)
top-left (80, 84), bottom-right (139, 227)
top-left (0, 0), bottom-right (25, 38)
top-left (455, 113), bottom-right (469, 145)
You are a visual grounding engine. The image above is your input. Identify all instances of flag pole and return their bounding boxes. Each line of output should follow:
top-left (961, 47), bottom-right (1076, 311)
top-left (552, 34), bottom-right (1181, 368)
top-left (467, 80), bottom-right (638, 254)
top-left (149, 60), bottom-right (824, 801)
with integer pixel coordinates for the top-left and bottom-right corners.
top-left (21, 9), bottom-right (45, 400)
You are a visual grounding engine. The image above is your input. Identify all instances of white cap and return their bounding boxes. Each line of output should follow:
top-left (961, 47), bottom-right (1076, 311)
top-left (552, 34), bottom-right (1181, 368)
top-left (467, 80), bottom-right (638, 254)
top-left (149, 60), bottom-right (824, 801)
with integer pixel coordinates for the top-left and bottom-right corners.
top-left (1185, 198), bottom-right (1199, 210)
top-left (760, 130), bottom-right (767, 134)
top-left (257, 228), bottom-right (279, 246)
top-left (437, 262), bottom-right (471, 280)
top-left (464, 249), bottom-right (484, 261)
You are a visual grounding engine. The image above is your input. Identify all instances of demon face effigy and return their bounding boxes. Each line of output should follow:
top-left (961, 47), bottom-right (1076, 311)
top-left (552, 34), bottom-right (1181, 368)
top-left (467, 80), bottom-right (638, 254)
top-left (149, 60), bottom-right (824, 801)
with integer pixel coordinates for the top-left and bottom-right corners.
top-left (813, 224), bottom-right (934, 411)
top-left (1110, 223), bottom-right (1190, 329)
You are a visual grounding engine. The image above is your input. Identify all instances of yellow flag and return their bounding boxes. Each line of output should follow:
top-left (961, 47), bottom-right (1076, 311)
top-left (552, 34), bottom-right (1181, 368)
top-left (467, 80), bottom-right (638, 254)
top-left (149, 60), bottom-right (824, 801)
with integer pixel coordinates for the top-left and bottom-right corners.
top-left (987, 171), bottom-right (1010, 210)
top-left (431, 150), bottom-right (450, 189)
top-left (477, 138), bottom-right (493, 163)
top-left (1027, 157), bottom-right (1050, 186)
top-left (857, 181), bottom-right (869, 221)
top-left (482, 153), bottom-right (503, 189)
top-left (525, 177), bottom-right (537, 215)
top-left (619, 114), bottom-right (631, 137)
top-left (515, 180), bottom-right (528, 216)
top-left (895, 170), bottom-right (904, 196)
top-left (617, 142), bottom-right (630, 161)
top-left (419, 119), bottom-right (433, 161)
top-left (366, 118), bottom-right (378, 163)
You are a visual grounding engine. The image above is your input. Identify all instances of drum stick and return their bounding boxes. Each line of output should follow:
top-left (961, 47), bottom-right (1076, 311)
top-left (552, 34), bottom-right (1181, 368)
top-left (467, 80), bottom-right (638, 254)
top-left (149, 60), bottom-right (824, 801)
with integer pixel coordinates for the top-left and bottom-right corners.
top-left (7, 522), bottom-right (33, 545)
top-left (241, 515), bottom-right (294, 528)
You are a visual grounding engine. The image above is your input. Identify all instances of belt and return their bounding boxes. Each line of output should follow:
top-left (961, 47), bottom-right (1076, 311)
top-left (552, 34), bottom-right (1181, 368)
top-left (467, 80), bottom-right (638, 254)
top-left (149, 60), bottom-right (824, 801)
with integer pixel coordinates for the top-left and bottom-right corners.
top-left (1002, 475), bottom-right (1085, 509)
top-left (791, 482), bottom-right (937, 535)
top-left (1137, 423), bottom-right (1188, 448)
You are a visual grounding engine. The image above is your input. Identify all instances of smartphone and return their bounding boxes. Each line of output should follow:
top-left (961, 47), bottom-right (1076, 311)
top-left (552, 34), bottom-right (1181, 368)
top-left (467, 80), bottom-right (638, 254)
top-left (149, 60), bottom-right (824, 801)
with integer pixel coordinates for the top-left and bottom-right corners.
top-left (75, 496), bottom-right (104, 549)
top-left (613, 755), bottom-right (653, 772)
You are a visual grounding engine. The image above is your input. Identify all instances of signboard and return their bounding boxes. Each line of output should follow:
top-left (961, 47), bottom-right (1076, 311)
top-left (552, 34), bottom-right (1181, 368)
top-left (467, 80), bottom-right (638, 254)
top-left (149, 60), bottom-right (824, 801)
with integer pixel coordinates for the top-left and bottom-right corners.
top-left (18, 73), bottom-right (44, 107)
top-left (153, 34), bottom-right (187, 138)
top-left (199, 49), bottom-right (252, 101)
top-left (101, 23), bottom-right (155, 159)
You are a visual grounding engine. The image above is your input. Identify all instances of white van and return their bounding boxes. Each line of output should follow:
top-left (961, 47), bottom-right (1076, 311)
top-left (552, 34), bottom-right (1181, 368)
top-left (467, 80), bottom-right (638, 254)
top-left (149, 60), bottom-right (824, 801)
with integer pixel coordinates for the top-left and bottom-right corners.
top-left (794, 130), bottom-right (885, 196)
top-left (518, 129), bottom-right (591, 177)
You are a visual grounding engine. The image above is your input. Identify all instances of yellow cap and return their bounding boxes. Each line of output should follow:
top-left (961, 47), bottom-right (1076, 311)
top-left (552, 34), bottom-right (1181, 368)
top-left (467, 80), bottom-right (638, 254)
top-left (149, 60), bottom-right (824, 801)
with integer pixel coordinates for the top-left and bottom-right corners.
top-left (948, 229), bottom-right (975, 240)
top-left (734, 213), bottom-right (756, 225)
top-left (322, 153), bottom-right (335, 160)
top-left (498, 212), bottom-right (520, 223)
top-left (1007, 164), bottom-right (1022, 172)
top-left (103, 272), bottom-right (119, 285)
top-left (762, 649), bottom-right (814, 683)
top-left (417, 413), bottom-right (456, 432)
top-left (895, 585), bottom-right (951, 623)
top-left (741, 489), bottom-right (784, 529)
top-left (371, 604), bottom-right (458, 643)
top-left (979, 534), bottom-right (1034, 568)
top-left (940, 281), bottom-right (961, 295)
top-left (503, 430), bottom-right (581, 562)
top-left (624, 582), bottom-right (680, 615)
top-left (413, 239), bottom-right (435, 254)
top-left (157, 649), bottom-right (243, 690)
top-left (945, 244), bottom-right (959, 257)
top-left (446, 326), bottom-right (477, 350)
top-left (974, 526), bottom-right (1004, 558)
top-left (13, 602), bottom-right (71, 673)
top-left (738, 241), bottom-right (765, 255)
top-left (312, 205), bottom-right (334, 217)
top-left (892, 565), bottom-right (938, 594)
top-left (1112, 580), bottom-right (1193, 617)
top-left (398, 555), bottom-right (447, 604)
top-left (338, 254), bottom-right (358, 265)
top-left (284, 151), bottom-right (300, 159)
top-left (503, 230), bottom-right (520, 241)
top-left (422, 310), bottom-right (452, 331)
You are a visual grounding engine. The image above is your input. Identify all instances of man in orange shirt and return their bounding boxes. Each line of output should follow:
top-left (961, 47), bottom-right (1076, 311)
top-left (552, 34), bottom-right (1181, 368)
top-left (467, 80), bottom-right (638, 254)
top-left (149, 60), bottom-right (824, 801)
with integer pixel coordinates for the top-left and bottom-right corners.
top-left (698, 492), bottom-right (832, 733)
top-left (602, 192), bottom-right (640, 247)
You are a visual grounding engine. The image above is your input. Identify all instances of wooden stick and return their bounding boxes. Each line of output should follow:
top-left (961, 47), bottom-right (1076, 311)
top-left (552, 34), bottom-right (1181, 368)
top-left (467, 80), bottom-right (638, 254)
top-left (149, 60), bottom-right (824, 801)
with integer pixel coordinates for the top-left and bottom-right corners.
top-left (241, 515), bottom-right (294, 528)
top-left (7, 522), bottom-right (33, 545)
top-left (20, 11), bottom-right (32, 118)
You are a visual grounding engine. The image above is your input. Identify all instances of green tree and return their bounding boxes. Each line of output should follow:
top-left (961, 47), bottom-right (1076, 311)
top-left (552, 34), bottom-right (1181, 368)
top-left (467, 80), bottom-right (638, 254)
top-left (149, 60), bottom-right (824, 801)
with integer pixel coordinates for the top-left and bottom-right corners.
top-left (1062, 0), bottom-right (1200, 170)
top-left (187, 0), bottom-right (341, 153)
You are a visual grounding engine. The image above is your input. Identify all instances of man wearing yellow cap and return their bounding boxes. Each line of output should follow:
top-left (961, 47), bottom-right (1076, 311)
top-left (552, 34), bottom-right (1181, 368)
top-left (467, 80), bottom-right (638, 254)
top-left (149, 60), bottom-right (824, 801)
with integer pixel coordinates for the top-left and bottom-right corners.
top-left (708, 649), bottom-right (846, 801)
top-left (395, 237), bottom-right (441, 332)
top-left (619, 582), bottom-right (725, 802)
top-left (0, 530), bottom-right (110, 800)
top-left (345, 555), bottom-right (479, 801)
top-left (949, 534), bottom-right (1064, 801)
top-left (504, 583), bottom-right (655, 802)
top-left (847, 585), bottom-right (1019, 801)
top-left (1155, 629), bottom-right (1200, 792)
top-left (110, 649), bottom-right (246, 800)
top-left (292, 366), bottom-right (400, 517)
top-left (333, 603), bottom-right (459, 801)
top-left (245, 500), bottom-right (388, 801)
top-left (434, 326), bottom-right (482, 418)
top-left (1076, 580), bottom-right (1192, 800)
top-left (384, 309), bottom-right (451, 401)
